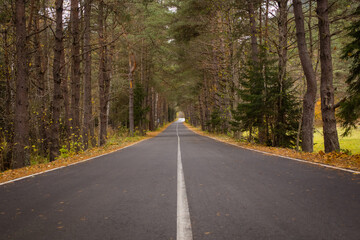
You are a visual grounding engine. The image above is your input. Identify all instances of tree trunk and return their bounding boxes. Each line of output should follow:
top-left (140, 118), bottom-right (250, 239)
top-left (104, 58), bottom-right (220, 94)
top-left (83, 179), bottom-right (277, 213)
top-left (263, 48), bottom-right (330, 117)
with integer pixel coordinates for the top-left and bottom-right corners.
top-left (82, 0), bottom-right (94, 149)
top-left (3, 30), bottom-right (13, 170)
top-left (150, 88), bottom-right (155, 130)
top-left (293, 0), bottom-right (317, 152)
top-left (98, 0), bottom-right (107, 146)
top-left (248, 1), bottom-right (259, 63)
top-left (34, 1), bottom-right (48, 157)
top-left (128, 52), bottom-right (136, 136)
top-left (203, 73), bottom-right (211, 132)
top-left (274, 0), bottom-right (288, 147)
top-left (316, 0), bottom-right (340, 152)
top-left (13, 0), bottom-right (30, 168)
top-left (61, 50), bottom-right (71, 141)
top-left (154, 92), bottom-right (159, 129)
top-left (70, 0), bottom-right (81, 145)
top-left (199, 93), bottom-right (205, 131)
top-left (50, 0), bottom-right (64, 161)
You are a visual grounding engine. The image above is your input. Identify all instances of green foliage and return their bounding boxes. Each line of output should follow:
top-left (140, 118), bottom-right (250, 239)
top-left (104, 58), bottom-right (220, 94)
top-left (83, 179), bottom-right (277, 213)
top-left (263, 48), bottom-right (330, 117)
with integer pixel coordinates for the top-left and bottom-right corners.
top-left (210, 108), bottom-right (222, 132)
top-left (171, 0), bottom-right (210, 43)
top-left (232, 50), bottom-right (276, 140)
top-left (272, 78), bottom-right (302, 148)
top-left (232, 48), bottom-right (301, 147)
top-left (134, 82), bottom-right (149, 127)
top-left (339, 6), bottom-right (360, 136)
top-left (59, 145), bottom-right (70, 159)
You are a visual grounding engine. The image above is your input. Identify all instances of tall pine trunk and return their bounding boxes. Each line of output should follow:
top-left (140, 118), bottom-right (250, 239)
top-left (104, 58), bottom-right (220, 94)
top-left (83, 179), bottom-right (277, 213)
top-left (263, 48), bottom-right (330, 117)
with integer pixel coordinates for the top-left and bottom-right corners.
top-left (293, 0), bottom-right (317, 152)
top-left (2, 30), bottom-right (13, 170)
top-left (34, 4), bottom-right (48, 157)
top-left (70, 0), bottom-right (81, 145)
top-left (13, 0), bottom-right (29, 168)
top-left (316, 0), bottom-right (340, 152)
top-left (98, 0), bottom-right (107, 146)
top-left (50, 0), bottom-right (64, 161)
top-left (274, 0), bottom-right (288, 147)
top-left (248, 1), bottom-right (259, 63)
top-left (248, 1), bottom-right (266, 143)
top-left (128, 52), bottom-right (136, 137)
top-left (82, 0), bottom-right (94, 149)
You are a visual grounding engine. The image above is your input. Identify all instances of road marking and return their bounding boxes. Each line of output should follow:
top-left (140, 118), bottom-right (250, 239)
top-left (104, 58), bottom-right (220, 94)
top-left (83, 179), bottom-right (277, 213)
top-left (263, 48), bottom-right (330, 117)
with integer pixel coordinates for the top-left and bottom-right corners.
top-left (183, 124), bottom-right (360, 175)
top-left (176, 123), bottom-right (193, 240)
top-left (0, 138), bottom-right (149, 186)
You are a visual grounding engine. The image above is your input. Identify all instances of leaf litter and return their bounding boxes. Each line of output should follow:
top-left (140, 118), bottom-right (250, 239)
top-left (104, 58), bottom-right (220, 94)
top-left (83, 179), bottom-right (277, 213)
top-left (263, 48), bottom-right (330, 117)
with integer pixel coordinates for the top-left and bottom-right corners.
top-left (184, 123), bottom-right (360, 172)
top-left (0, 123), bottom-right (171, 184)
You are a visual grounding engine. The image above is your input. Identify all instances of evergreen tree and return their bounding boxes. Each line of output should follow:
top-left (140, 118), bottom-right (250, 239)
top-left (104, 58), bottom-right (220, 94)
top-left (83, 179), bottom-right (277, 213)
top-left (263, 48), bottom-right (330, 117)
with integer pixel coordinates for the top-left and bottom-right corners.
top-left (339, 6), bottom-right (360, 136)
top-left (232, 48), bottom-right (301, 147)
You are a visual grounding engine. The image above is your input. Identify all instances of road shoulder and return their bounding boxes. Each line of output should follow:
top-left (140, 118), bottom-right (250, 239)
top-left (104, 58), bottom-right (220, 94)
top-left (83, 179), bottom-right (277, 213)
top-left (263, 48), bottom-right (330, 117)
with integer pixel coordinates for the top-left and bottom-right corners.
top-left (183, 122), bottom-right (360, 174)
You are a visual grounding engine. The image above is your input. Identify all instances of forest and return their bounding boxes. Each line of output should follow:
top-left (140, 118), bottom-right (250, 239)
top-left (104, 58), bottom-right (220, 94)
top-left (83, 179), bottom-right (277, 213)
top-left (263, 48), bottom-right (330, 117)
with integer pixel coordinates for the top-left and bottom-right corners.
top-left (0, 0), bottom-right (359, 171)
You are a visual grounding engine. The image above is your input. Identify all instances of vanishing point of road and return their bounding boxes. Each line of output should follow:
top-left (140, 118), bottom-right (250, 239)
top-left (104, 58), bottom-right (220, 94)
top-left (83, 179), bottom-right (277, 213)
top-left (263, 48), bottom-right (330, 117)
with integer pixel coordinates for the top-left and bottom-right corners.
top-left (1, 120), bottom-right (359, 239)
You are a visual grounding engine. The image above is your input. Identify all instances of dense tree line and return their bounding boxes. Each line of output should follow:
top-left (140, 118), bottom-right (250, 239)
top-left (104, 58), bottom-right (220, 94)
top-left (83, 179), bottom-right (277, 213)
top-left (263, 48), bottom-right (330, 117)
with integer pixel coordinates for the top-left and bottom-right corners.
top-left (172, 0), bottom-right (359, 152)
top-left (0, 0), bottom-right (176, 170)
top-left (0, 0), bottom-right (359, 170)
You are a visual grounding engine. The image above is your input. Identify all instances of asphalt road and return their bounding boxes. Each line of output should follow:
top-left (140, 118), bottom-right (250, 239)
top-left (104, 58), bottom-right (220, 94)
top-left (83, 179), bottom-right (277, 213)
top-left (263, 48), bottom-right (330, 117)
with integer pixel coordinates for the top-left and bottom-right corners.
top-left (1, 120), bottom-right (359, 240)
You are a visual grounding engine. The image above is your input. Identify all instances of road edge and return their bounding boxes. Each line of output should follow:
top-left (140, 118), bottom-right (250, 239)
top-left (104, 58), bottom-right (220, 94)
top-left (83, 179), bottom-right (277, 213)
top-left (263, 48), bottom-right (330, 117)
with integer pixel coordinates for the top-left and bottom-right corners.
top-left (182, 123), bottom-right (360, 175)
top-left (0, 123), bottom-right (173, 186)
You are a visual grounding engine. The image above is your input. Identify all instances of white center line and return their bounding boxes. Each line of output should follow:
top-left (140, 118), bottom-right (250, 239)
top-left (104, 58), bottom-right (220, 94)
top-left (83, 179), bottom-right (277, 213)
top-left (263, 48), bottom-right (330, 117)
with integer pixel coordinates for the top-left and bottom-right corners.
top-left (176, 123), bottom-right (193, 240)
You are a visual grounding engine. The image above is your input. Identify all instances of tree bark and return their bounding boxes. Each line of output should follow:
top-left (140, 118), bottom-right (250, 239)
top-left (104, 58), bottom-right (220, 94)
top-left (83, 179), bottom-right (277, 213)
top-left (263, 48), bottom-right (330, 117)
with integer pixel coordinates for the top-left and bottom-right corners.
top-left (98, 0), bottom-right (108, 146)
top-left (50, 0), bottom-right (64, 161)
top-left (2, 29), bottom-right (13, 170)
top-left (203, 73), bottom-right (211, 132)
top-left (293, 0), bottom-right (317, 152)
top-left (274, 0), bottom-right (288, 147)
top-left (34, 1), bottom-right (48, 157)
top-left (248, 1), bottom-right (259, 63)
top-left (128, 52), bottom-right (136, 137)
top-left (316, 0), bottom-right (340, 152)
top-left (82, 0), bottom-right (94, 149)
top-left (70, 0), bottom-right (81, 145)
top-left (61, 50), bottom-right (70, 141)
top-left (13, 0), bottom-right (30, 168)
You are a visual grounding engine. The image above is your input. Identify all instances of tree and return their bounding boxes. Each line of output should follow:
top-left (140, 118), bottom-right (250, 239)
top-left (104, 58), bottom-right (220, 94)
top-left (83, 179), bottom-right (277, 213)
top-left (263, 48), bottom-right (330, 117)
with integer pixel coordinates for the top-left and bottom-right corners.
top-left (339, 6), bottom-right (360, 136)
top-left (129, 52), bottom-right (136, 137)
top-left (293, 0), bottom-right (317, 152)
top-left (317, 0), bottom-right (340, 152)
top-left (98, 0), bottom-right (110, 146)
top-left (82, 0), bottom-right (95, 149)
top-left (12, 0), bottom-right (29, 168)
top-left (49, 0), bottom-right (64, 161)
top-left (70, 0), bottom-right (81, 147)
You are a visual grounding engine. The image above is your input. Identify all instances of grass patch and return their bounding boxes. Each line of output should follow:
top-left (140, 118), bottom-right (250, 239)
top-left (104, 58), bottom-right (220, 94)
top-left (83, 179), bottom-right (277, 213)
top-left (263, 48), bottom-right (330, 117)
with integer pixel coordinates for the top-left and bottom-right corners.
top-left (314, 127), bottom-right (360, 154)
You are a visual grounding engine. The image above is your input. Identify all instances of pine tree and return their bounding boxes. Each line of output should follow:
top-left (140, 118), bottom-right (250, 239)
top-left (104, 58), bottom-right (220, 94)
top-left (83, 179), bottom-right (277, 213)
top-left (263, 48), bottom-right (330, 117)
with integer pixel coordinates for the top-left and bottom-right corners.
top-left (339, 6), bottom-right (360, 136)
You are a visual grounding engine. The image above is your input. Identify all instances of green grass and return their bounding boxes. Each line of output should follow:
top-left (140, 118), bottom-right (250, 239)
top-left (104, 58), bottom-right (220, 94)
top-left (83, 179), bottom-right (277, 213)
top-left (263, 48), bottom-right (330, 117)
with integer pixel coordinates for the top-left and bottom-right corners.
top-left (313, 127), bottom-right (360, 154)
